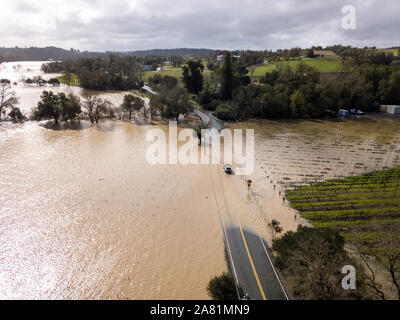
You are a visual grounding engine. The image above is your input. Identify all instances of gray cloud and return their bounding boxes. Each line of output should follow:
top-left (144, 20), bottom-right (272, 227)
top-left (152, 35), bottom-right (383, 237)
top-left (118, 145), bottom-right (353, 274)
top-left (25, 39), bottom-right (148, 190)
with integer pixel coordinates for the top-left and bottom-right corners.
top-left (0, 0), bottom-right (398, 51)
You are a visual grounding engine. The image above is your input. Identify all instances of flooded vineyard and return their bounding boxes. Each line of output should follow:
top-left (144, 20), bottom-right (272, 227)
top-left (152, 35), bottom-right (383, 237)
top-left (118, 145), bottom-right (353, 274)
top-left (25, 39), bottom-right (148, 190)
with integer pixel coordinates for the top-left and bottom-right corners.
top-left (247, 118), bottom-right (400, 191)
top-left (232, 118), bottom-right (400, 246)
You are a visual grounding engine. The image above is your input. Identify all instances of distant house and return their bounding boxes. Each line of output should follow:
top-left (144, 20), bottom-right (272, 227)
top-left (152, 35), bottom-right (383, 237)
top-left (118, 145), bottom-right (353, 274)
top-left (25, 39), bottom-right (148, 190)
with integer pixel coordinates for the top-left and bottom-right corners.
top-left (217, 54), bottom-right (240, 62)
top-left (142, 65), bottom-right (152, 72)
top-left (380, 105), bottom-right (400, 114)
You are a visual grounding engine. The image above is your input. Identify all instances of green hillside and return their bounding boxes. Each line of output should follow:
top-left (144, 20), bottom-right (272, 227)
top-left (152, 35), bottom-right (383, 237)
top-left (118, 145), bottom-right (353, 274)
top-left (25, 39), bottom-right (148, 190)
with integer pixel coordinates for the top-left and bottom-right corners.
top-left (249, 58), bottom-right (342, 78)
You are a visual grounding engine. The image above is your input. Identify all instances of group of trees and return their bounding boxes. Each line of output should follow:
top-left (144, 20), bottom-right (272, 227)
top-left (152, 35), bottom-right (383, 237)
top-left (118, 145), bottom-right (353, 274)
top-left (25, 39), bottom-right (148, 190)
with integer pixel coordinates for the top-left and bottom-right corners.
top-left (32, 91), bottom-right (114, 125)
top-left (121, 94), bottom-right (145, 120)
top-left (272, 224), bottom-right (400, 300)
top-left (145, 70), bottom-right (195, 122)
top-left (340, 48), bottom-right (397, 67)
top-left (147, 74), bottom-right (178, 92)
top-left (43, 55), bottom-right (144, 91)
top-left (21, 75), bottom-right (60, 87)
top-left (31, 89), bottom-right (151, 125)
top-left (194, 49), bottom-right (400, 121)
top-left (211, 58), bottom-right (325, 120)
top-left (41, 61), bottom-right (64, 73)
top-left (32, 91), bottom-right (82, 124)
top-left (149, 86), bottom-right (193, 122)
top-left (273, 226), bottom-right (370, 300)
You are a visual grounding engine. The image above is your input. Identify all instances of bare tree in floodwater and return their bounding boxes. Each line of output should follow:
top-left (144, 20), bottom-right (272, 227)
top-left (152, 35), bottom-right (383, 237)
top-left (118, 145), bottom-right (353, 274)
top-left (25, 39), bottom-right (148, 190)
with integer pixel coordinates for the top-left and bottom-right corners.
top-left (82, 92), bottom-right (110, 124)
top-left (0, 81), bottom-right (19, 120)
top-left (357, 230), bottom-right (400, 300)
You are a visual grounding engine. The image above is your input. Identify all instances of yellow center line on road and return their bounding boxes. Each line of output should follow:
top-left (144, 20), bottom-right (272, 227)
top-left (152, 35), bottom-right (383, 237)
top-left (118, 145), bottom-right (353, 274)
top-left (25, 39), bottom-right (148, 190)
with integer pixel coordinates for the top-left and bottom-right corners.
top-left (238, 219), bottom-right (267, 300)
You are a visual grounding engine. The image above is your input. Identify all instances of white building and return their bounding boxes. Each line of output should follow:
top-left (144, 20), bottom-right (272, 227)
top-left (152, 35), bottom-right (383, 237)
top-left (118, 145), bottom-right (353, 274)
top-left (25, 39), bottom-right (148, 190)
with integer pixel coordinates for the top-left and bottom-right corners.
top-left (380, 105), bottom-right (400, 114)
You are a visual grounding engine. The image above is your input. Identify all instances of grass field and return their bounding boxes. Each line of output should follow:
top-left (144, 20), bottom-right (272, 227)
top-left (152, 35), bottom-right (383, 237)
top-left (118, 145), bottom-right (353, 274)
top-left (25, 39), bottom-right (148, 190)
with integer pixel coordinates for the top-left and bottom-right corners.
top-left (313, 50), bottom-right (338, 57)
top-left (142, 65), bottom-right (213, 82)
top-left (131, 89), bottom-right (150, 98)
top-left (286, 167), bottom-right (400, 251)
top-left (249, 58), bottom-right (343, 78)
top-left (142, 70), bottom-right (182, 82)
top-left (57, 73), bottom-right (80, 86)
top-left (141, 65), bottom-right (184, 82)
top-left (378, 48), bottom-right (399, 57)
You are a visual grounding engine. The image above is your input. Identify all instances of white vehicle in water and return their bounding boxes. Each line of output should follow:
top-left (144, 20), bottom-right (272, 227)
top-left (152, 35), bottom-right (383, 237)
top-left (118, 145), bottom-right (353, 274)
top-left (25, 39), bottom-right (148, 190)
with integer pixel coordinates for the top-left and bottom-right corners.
top-left (223, 164), bottom-right (233, 175)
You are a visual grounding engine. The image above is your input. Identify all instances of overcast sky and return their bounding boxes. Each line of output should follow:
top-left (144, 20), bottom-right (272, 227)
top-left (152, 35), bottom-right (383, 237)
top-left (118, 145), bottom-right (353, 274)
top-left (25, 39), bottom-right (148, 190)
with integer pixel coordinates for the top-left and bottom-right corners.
top-left (0, 0), bottom-right (398, 51)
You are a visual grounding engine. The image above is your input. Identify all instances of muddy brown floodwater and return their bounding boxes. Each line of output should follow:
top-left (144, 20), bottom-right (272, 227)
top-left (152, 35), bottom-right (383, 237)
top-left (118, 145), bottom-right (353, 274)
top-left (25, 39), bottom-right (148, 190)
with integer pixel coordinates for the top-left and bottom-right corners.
top-left (0, 61), bottom-right (128, 115)
top-left (1, 62), bottom-right (400, 299)
top-left (0, 121), bottom-right (228, 299)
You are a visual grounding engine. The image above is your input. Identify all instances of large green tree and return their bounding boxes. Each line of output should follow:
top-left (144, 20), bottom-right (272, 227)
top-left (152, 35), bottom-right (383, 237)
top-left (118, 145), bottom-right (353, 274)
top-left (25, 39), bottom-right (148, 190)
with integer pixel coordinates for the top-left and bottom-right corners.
top-left (121, 94), bottom-right (145, 120)
top-left (60, 93), bottom-right (81, 122)
top-left (164, 87), bottom-right (192, 122)
top-left (149, 94), bottom-right (166, 119)
top-left (207, 272), bottom-right (241, 300)
top-left (219, 52), bottom-right (234, 100)
top-left (182, 60), bottom-right (204, 94)
top-left (36, 91), bottom-right (82, 124)
top-left (273, 226), bottom-right (369, 300)
top-left (150, 87), bottom-right (192, 122)
top-left (379, 70), bottom-right (400, 105)
top-left (37, 91), bottom-right (62, 124)
top-left (8, 107), bottom-right (25, 122)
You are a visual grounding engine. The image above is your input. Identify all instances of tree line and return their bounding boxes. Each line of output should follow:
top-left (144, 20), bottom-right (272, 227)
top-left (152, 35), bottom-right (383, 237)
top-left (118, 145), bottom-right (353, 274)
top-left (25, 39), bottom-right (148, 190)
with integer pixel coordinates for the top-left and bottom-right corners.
top-left (41, 54), bottom-right (187, 91)
top-left (42, 55), bottom-right (144, 91)
top-left (40, 46), bottom-right (400, 122)
top-left (177, 50), bottom-right (400, 121)
top-left (30, 91), bottom-right (148, 125)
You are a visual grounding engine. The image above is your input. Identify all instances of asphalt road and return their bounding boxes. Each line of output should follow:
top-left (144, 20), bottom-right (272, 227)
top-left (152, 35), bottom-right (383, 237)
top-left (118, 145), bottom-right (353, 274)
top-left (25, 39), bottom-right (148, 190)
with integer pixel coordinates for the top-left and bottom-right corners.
top-left (203, 110), bottom-right (288, 301)
top-left (144, 92), bottom-right (288, 300)
top-left (226, 227), bottom-right (288, 300)
top-left (195, 108), bottom-right (222, 131)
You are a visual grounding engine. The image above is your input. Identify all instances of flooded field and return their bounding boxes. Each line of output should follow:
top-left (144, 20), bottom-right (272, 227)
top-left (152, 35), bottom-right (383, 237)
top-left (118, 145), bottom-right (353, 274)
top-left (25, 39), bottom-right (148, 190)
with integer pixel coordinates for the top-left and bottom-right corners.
top-left (0, 61), bottom-right (127, 115)
top-left (251, 118), bottom-right (400, 187)
top-left (1, 62), bottom-right (400, 299)
top-left (232, 118), bottom-right (400, 243)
